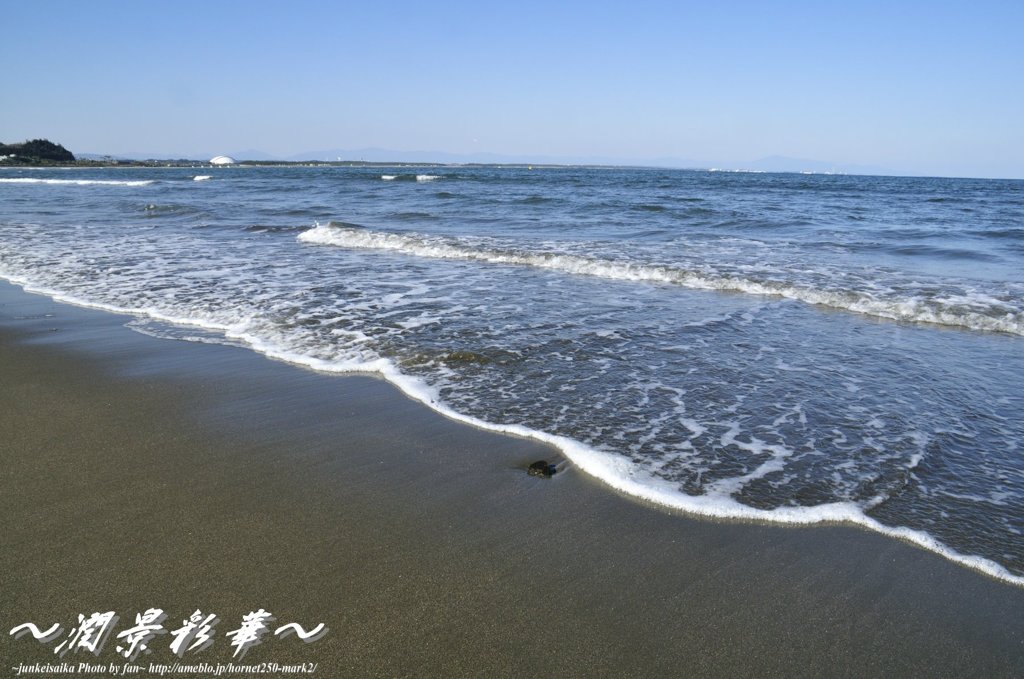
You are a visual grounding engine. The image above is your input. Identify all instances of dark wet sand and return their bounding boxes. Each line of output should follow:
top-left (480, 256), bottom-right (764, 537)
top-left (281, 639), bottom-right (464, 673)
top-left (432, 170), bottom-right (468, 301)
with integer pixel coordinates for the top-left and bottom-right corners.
top-left (1, 280), bottom-right (1022, 678)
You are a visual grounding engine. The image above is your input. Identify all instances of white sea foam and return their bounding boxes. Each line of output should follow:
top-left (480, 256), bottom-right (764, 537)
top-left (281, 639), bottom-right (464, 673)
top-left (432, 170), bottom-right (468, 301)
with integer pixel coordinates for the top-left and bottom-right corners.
top-left (209, 326), bottom-right (1024, 589)
top-left (193, 175), bottom-right (212, 181)
top-left (708, 168), bottom-right (766, 174)
top-left (561, 441), bottom-right (1024, 587)
top-left (2, 267), bottom-right (1022, 588)
top-left (415, 175), bottom-right (440, 182)
top-left (298, 223), bottom-right (1024, 335)
top-left (381, 175), bottom-right (397, 181)
top-left (4, 164), bottom-right (1022, 586)
top-left (0, 178), bottom-right (156, 186)
top-left (192, 337), bottom-right (1024, 586)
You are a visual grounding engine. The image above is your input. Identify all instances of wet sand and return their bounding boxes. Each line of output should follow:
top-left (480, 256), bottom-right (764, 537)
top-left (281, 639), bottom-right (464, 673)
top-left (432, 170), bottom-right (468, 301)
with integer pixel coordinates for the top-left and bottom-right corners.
top-left (1, 280), bottom-right (1022, 677)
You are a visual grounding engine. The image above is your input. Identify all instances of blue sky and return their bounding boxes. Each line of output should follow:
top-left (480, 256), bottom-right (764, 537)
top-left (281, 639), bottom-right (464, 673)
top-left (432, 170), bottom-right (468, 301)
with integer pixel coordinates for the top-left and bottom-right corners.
top-left (2, 1), bottom-right (1022, 177)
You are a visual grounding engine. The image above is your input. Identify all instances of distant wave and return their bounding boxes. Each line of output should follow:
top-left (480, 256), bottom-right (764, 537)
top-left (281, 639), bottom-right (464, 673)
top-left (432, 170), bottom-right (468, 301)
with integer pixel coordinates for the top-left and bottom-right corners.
top-left (0, 177), bottom-right (156, 186)
top-left (0, 177), bottom-right (157, 187)
top-left (299, 222), bottom-right (1024, 335)
top-left (379, 174), bottom-right (442, 182)
top-left (708, 168), bottom-right (766, 174)
top-left (143, 203), bottom-right (203, 216)
top-left (193, 175), bottom-right (212, 181)
top-left (243, 223), bottom-right (309, 233)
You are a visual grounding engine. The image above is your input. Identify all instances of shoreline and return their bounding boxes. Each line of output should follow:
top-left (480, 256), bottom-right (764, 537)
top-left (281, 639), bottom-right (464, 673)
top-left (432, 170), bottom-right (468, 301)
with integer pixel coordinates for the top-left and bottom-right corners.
top-left (2, 280), bottom-right (1023, 676)
top-left (6, 268), bottom-right (1022, 586)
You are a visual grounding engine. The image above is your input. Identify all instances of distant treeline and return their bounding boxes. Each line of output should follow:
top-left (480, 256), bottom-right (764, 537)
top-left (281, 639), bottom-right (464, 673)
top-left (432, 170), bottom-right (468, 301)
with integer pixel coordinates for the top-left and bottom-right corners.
top-left (0, 139), bottom-right (76, 164)
top-left (0, 141), bottom-right (551, 169)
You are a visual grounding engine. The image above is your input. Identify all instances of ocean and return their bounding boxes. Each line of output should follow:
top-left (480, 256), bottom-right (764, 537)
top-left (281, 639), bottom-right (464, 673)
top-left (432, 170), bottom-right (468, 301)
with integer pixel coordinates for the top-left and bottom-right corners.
top-left (1, 165), bottom-right (1022, 584)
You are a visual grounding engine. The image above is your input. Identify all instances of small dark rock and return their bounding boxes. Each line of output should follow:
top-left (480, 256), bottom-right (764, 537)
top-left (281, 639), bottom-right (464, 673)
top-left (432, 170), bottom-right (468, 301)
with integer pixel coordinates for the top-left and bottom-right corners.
top-left (528, 460), bottom-right (557, 478)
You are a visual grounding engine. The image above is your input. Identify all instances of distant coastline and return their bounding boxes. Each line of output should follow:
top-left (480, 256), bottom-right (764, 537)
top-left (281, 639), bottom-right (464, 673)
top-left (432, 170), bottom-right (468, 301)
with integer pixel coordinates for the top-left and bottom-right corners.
top-left (0, 137), bottom-right (876, 175)
top-left (5, 139), bottom-right (1022, 180)
top-left (0, 157), bottom-right (682, 171)
top-left (4, 158), bottom-right (451, 168)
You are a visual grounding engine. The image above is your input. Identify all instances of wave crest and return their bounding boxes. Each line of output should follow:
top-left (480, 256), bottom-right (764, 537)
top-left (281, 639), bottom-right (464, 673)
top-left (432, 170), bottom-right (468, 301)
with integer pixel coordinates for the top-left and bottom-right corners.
top-left (298, 222), bottom-right (1024, 335)
top-left (0, 177), bottom-right (156, 186)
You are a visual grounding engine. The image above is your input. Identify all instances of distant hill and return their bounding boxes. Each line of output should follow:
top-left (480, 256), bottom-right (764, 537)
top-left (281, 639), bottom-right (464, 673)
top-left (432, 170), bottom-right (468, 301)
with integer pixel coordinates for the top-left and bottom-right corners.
top-left (0, 139), bottom-right (75, 164)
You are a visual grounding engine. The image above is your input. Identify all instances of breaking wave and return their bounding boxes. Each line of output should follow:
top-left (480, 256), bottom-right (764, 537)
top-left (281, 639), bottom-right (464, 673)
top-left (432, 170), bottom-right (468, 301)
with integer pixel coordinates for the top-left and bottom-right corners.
top-left (0, 178), bottom-right (156, 186)
top-left (379, 174), bottom-right (442, 182)
top-left (299, 222), bottom-right (1024, 335)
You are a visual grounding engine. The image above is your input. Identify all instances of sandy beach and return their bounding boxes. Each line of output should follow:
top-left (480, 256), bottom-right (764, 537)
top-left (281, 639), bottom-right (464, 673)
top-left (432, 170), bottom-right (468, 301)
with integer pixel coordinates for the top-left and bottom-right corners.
top-left (1, 279), bottom-right (1022, 677)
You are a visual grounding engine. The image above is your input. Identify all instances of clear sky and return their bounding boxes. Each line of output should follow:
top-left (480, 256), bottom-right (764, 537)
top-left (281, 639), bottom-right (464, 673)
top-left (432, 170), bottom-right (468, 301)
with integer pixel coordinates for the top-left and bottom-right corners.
top-left (2, 1), bottom-right (1022, 177)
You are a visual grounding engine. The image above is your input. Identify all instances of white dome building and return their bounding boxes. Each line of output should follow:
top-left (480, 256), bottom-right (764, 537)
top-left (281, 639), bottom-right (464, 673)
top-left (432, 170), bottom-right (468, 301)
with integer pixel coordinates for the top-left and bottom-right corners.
top-left (209, 155), bottom-right (236, 165)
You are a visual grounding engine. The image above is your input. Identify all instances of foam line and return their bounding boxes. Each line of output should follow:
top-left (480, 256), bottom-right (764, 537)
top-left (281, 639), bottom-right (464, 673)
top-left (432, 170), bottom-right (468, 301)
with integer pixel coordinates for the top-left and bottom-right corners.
top-left (2, 271), bottom-right (1022, 588)
top-left (0, 178), bottom-right (156, 186)
top-left (298, 223), bottom-right (1024, 335)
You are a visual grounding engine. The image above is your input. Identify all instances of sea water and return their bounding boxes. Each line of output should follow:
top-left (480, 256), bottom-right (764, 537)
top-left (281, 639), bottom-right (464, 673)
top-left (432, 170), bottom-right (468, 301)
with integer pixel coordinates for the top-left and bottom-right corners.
top-left (2, 165), bottom-right (1022, 583)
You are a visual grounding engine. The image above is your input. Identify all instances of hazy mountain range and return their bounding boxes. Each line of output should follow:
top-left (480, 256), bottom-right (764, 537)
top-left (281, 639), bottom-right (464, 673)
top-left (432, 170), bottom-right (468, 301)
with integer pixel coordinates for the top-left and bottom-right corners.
top-left (79, 147), bottom-right (893, 175)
